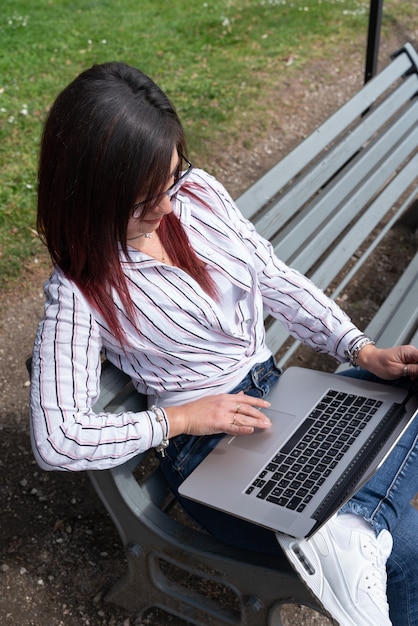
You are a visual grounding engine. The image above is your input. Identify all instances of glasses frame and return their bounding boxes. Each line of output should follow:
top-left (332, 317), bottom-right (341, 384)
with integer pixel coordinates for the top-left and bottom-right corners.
top-left (132, 153), bottom-right (193, 215)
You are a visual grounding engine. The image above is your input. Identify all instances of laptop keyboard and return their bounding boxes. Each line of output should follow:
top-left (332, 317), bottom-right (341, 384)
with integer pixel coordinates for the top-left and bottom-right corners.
top-left (245, 388), bottom-right (383, 512)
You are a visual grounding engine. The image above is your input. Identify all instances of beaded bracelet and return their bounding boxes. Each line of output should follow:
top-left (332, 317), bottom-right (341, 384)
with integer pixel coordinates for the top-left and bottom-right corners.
top-left (150, 405), bottom-right (169, 457)
top-left (345, 336), bottom-right (375, 366)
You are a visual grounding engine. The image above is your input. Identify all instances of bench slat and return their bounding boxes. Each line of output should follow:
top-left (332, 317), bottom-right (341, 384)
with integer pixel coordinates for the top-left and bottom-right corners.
top-left (94, 363), bottom-right (131, 412)
top-left (409, 329), bottom-right (418, 347)
top-left (363, 251), bottom-right (418, 348)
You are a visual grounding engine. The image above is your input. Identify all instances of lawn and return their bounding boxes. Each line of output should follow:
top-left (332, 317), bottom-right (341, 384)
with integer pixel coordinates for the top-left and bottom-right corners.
top-left (0, 0), bottom-right (414, 283)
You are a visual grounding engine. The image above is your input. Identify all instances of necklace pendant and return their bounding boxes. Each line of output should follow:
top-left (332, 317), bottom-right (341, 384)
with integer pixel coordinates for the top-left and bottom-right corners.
top-left (144, 233), bottom-right (153, 238)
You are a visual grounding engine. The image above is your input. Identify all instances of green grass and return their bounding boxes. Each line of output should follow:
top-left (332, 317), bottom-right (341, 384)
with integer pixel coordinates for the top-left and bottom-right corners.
top-left (0, 0), bottom-right (413, 283)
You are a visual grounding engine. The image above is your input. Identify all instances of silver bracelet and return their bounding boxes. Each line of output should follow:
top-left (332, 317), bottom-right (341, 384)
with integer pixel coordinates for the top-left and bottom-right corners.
top-left (150, 405), bottom-right (169, 457)
top-left (345, 336), bottom-right (375, 366)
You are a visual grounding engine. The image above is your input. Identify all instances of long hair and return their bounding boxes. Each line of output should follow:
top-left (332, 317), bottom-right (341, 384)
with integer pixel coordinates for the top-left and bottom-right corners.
top-left (37, 62), bottom-right (217, 343)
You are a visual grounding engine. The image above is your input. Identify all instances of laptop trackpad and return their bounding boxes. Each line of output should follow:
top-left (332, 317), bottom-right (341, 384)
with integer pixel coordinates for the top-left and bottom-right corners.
top-left (226, 410), bottom-right (296, 454)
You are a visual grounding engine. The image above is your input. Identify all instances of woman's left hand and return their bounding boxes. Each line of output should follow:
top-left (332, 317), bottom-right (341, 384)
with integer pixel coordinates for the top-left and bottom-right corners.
top-left (355, 343), bottom-right (418, 380)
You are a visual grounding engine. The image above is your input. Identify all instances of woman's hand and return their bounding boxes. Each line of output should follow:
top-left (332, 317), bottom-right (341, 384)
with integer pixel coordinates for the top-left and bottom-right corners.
top-left (355, 343), bottom-right (418, 380)
top-left (165, 391), bottom-right (272, 438)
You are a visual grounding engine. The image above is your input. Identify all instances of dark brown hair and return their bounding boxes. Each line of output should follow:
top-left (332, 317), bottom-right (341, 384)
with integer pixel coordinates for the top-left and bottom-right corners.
top-left (37, 62), bottom-right (216, 341)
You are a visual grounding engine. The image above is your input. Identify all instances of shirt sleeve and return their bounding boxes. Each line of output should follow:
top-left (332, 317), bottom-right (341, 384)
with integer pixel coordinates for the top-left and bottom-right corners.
top-left (29, 272), bottom-right (166, 472)
top-left (198, 171), bottom-right (363, 362)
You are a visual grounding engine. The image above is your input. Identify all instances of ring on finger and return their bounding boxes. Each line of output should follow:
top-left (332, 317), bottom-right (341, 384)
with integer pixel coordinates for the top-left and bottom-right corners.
top-left (236, 403), bottom-right (241, 413)
top-left (232, 413), bottom-right (240, 426)
top-left (403, 364), bottom-right (409, 377)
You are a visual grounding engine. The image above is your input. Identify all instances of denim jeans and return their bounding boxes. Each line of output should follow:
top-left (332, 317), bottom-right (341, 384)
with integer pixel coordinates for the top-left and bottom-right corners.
top-left (160, 359), bottom-right (418, 624)
top-left (338, 367), bottom-right (418, 626)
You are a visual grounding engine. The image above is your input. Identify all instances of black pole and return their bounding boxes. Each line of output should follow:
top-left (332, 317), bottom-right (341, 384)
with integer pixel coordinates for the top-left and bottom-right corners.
top-left (364, 0), bottom-right (384, 83)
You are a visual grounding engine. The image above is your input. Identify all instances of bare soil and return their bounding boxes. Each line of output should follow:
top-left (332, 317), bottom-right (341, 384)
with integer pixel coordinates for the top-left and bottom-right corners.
top-left (1, 29), bottom-right (417, 626)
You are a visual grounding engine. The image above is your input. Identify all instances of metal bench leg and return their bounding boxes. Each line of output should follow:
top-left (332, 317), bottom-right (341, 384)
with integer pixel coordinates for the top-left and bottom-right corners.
top-left (89, 465), bottom-right (327, 626)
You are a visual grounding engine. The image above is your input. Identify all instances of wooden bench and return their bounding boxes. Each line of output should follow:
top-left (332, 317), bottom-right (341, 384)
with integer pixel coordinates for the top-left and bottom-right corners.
top-left (89, 43), bottom-right (418, 625)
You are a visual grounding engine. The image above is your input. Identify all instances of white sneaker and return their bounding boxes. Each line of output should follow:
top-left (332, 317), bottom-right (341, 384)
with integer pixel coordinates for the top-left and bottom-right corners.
top-left (276, 514), bottom-right (393, 626)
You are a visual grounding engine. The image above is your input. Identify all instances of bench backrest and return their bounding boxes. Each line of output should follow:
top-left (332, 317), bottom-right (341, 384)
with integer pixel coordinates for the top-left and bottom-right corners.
top-left (236, 43), bottom-right (418, 365)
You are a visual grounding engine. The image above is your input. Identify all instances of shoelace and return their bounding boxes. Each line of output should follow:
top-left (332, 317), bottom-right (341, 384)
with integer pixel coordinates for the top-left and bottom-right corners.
top-left (361, 536), bottom-right (390, 608)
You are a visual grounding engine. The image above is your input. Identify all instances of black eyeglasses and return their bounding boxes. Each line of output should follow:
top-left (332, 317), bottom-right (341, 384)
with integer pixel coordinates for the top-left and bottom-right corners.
top-left (132, 153), bottom-right (193, 215)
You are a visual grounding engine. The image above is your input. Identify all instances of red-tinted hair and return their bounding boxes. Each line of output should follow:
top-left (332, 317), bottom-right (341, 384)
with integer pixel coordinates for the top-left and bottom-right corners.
top-left (37, 62), bottom-right (217, 343)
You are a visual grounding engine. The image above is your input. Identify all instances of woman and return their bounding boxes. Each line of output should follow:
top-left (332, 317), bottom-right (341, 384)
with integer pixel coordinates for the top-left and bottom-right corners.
top-left (30, 62), bottom-right (418, 625)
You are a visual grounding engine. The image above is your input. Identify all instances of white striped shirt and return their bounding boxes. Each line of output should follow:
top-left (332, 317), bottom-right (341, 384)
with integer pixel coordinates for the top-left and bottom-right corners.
top-left (30, 169), bottom-right (361, 471)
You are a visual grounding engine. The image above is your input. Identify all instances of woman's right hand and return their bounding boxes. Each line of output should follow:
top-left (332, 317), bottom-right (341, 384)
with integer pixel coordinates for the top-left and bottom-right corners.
top-left (165, 391), bottom-right (272, 438)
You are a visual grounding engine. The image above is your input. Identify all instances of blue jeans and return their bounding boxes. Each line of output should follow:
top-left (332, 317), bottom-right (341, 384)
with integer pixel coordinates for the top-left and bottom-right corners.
top-left (338, 367), bottom-right (418, 626)
top-left (160, 359), bottom-right (418, 625)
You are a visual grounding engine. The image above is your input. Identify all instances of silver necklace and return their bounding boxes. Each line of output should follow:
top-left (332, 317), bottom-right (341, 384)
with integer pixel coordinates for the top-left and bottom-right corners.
top-left (127, 231), bottom-right (166, 263)
top-left (127, 232), bottom-right (153, 241)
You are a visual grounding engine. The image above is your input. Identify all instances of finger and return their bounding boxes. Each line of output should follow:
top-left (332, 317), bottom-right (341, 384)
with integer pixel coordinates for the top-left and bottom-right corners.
top-left (229, 418), bottom-right (256, 435)
top-left (230, 401), bottom-right (269, 418)
top-left (224, 394), bottom-right (272, 433)
top-left (228, 393), bottom-right (271, 409)
top-left (230, 409), bottom-right (271, 430)
top-left (237, 402), bottom-right (271, 422)
top-left (403, 363), bottom-right (418, 379)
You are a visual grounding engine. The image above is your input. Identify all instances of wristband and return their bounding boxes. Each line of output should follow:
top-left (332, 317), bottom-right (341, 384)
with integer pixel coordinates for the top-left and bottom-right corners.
top-left (345, 336), bottom-right (375, 366)
top-left (150, 405), bottom-right (170, 457)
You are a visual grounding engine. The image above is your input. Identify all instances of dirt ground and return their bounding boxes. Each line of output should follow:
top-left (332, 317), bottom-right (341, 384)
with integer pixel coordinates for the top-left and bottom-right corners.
top-left (1, 29), bottom-right (418, 626)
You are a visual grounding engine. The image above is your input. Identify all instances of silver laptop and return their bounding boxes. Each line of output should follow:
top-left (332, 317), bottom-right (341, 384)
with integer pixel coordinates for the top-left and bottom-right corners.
top-left (179, 366), bottom-right (418, 538)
